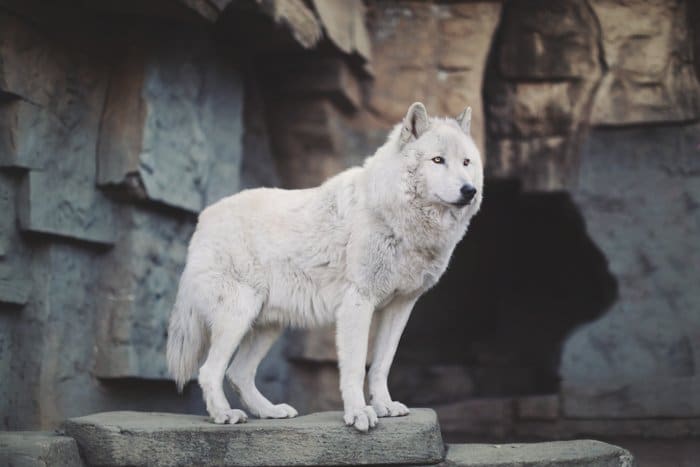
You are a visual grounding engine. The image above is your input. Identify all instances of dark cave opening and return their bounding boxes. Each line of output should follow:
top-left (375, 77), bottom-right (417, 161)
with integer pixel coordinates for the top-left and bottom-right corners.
top-left (389, 179), bottom-right (618, 405)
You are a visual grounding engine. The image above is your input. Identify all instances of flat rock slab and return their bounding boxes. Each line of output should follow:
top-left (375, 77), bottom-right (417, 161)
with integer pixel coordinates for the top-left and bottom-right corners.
top-left (63, 409), bottom-right (445, 466)
top-left (434, 440), bottom-right (635, 467)
top-left (0, 431), bottom-right (85, 467)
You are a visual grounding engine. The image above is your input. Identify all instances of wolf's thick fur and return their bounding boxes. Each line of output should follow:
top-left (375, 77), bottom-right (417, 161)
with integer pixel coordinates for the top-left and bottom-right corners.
top-left (167, 102), bottom-right (483, 431)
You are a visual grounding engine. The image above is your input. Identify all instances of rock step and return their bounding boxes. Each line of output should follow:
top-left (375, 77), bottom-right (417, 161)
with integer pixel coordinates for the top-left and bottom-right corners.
top-left (62, 409), bottom-right (445, 466)
top-left (434, 441), bottom-right (635, 466)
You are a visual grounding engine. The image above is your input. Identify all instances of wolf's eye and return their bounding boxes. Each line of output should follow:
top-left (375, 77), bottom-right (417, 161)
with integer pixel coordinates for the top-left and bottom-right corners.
top-left (463, 158), bottom-right (471, 167)
top-left (432, 156), bottom-right (445, 164)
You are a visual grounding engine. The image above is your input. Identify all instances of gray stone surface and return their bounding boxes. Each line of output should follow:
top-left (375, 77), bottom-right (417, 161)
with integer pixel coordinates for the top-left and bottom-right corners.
top-left (94, 207), bottom-right (194, 379)
top-left (0, 13), bottom-right (62, 106)
top-left (0, 173), bottom-right (31, 306)
top-left (18, 170), bottom-right (117, 246)
top-left (2, 242), bottom-right (210, 430)
top-left (1, 11), bottom-right (116, 245)
top-left (0, 173), bottom-right (11, 257)
top-left (0, 431), bottom-right (85, 467)
top-left (97, 35), bottom-right (244, 213)
top-left (0, 98), bottom-right (52, 170)
top-left (432, 440), bottom-right (634, 467)
top-left (0, 270), bottom-right (31, 306)
top-left (561, 124), bottom-right (700, 417)
top-left (63, 409), bottom-right (445, 466)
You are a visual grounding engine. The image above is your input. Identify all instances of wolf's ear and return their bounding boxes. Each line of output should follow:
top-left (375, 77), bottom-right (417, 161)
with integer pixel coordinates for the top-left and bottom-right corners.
top-left (400, 102), bottom-right (429, 146)
top-left (456, 106), bottom-right (472, 135)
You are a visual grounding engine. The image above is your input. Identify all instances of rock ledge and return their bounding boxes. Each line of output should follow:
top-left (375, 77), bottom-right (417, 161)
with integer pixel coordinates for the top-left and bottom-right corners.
top-left (63, 409), bottom-right (445, 466)
top-left (436, 440), bottom-right (635, 466)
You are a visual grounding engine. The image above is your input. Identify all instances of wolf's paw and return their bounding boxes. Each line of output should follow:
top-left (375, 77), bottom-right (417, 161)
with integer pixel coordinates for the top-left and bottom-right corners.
top-left (211, 408), bottom-right (248, 425)
top-left (259, 403), bottom-right (298, 419)
top-left (343, 406), bottom-right (378, 432)
top-left (372, 399), bottom-right (410, 417)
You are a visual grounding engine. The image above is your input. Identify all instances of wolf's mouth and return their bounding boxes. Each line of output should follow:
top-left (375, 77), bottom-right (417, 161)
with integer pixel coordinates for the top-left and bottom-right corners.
top-left (450, 200), bottom-right (472, 208)
top-left (437, 195), bottom-right (472, 208)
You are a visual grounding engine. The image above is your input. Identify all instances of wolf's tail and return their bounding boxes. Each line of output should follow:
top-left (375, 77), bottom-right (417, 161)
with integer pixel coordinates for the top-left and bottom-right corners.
top-left (166, 282), bottom-right (208, 393)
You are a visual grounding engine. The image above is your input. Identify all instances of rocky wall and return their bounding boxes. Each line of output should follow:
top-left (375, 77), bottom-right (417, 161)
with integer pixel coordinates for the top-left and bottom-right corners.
top-left (275, 0), bottom-right (700, 432)
top-left (0, 0), bottom-right (372, 430)
top-left (0, 3), bottom-right (264, 429)
top-left (2, 0), bottom-right (699, 438)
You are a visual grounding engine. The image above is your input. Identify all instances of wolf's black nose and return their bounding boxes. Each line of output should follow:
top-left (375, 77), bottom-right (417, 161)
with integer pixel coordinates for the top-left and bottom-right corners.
top-left (460, 184), bottom-right (477, 201)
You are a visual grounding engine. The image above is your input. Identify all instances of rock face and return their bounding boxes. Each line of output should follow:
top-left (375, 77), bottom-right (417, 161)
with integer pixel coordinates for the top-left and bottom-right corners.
top-left (484, 0), bottom-right (603, 190)
top-left (0, 3), bottom-right (275, 430)
top-left (273, 0), bottom-right (700, 434)
top-left (97, 33), bottom-right (245, 213)
top-left (63, 409), bottom-right (445, 467)
top-left (0, 0), bottom-right (372, 432)
top-left (486, 0), bottom-right (700, 190)
top-left (366, 1), bottom-right (501, 155)
top-left (589, 0), bottom-right (700, 124)
top-left (560, 123), bottom-right (700, 418)
top-left (1, 13), bottom-right (117, 245)
top-left (94, 208), bottom-right (195, 379)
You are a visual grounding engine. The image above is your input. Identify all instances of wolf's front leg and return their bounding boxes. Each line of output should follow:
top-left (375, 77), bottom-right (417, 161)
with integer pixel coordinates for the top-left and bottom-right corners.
top-left (368, 294), bottom-right (418, 417)
top-left (335, 289), bottom-right (378, 432)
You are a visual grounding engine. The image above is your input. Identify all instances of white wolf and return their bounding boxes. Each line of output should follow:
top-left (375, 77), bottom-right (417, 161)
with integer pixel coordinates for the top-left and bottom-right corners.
top-left (167, 102), bottom-right (483, 432)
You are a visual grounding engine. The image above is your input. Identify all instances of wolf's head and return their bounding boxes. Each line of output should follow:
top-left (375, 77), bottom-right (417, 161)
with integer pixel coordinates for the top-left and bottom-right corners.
top-left (395, 102), bottom-right (484, 214)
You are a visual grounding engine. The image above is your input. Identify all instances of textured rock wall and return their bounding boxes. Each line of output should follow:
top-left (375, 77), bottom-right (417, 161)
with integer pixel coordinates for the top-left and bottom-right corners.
top-left (0, 4), bottom-right (261, 429)
top-left (0, 0), bottom-right (371, 430)
top-left (2, 0), bottom-right (699, 437)
top-left (561, 123), bottom-right (700, 418)
top-left (275, 0), bottom-right (700, 429)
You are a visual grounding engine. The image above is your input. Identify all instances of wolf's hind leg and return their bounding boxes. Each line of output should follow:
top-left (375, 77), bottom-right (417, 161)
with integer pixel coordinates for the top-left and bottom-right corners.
top-left (198, 285), bottom-right (261, 424)
top-left (227, 326), bottom-right (298, 419)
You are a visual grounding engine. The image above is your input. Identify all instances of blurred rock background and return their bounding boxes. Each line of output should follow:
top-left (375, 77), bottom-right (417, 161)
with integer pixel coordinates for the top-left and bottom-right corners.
top-left (0, 0), bottom-right (699, 461)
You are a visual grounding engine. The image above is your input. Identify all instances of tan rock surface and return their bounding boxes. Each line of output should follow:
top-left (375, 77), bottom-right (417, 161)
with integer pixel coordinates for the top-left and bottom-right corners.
top-left (589, 0), bottom-right (700, 124)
